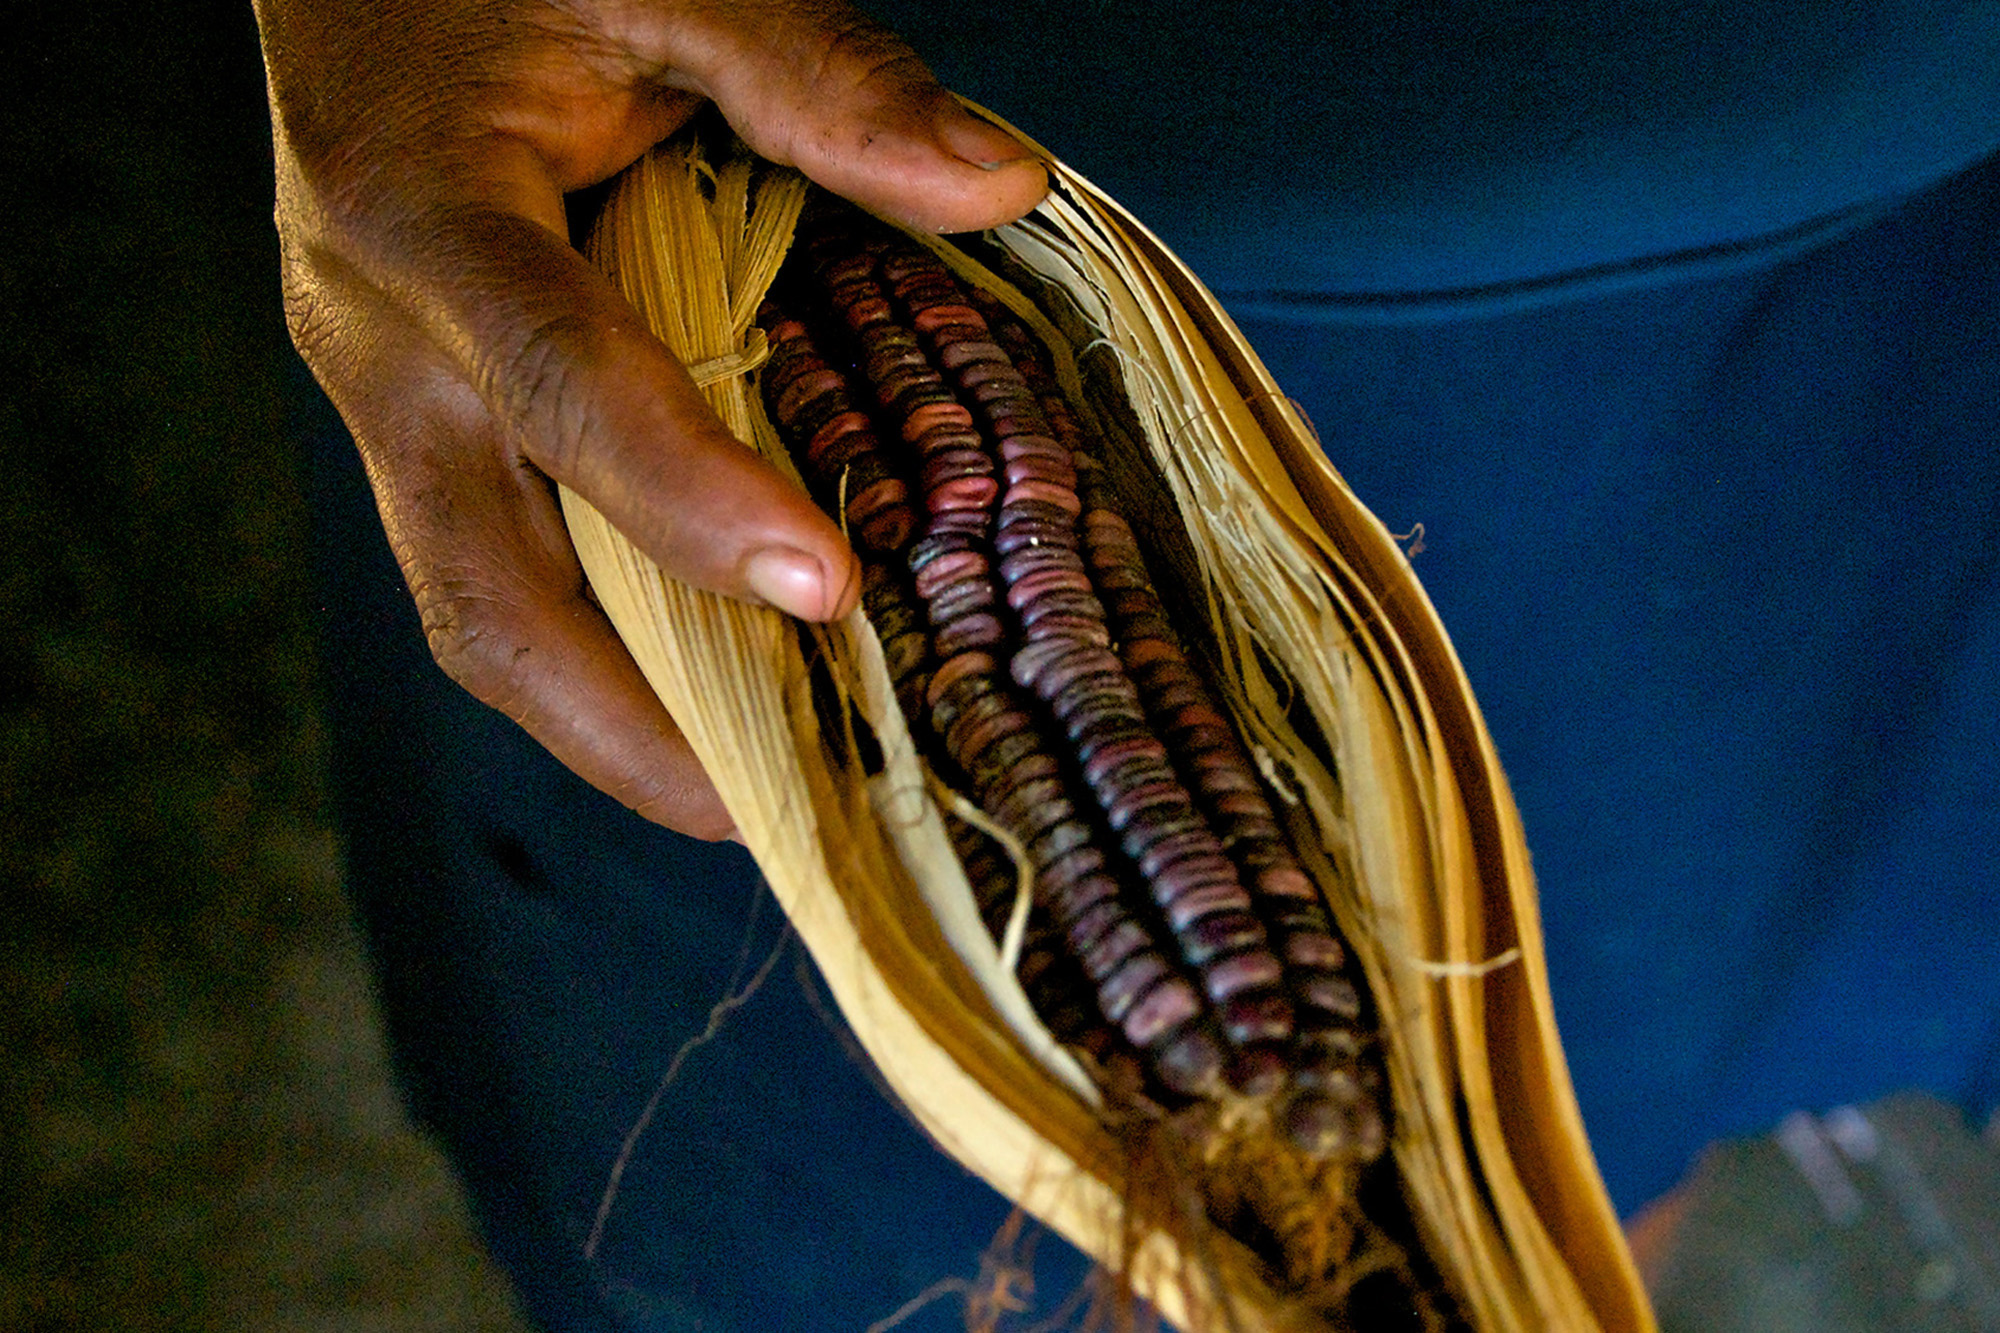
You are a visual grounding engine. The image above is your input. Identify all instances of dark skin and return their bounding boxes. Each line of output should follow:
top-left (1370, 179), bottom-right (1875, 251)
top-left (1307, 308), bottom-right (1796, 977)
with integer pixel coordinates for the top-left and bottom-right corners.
top-left (255, 0), bottom-right (1049, 838)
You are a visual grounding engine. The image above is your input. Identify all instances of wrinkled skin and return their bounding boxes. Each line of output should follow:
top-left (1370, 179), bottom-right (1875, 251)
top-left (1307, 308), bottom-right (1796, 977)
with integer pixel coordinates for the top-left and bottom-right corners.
top-left (255, 0), bottom-right (1048, 837)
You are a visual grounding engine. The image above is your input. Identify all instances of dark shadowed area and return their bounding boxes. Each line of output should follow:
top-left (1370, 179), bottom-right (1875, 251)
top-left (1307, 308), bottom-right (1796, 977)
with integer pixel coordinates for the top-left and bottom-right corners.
top-left (1, 5), bottom-right (533, 1329)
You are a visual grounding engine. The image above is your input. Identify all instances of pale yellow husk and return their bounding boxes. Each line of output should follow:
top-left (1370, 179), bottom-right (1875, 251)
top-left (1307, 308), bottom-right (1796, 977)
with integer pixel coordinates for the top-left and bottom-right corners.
top-left (559, 127), bottom-right (1657, 1333)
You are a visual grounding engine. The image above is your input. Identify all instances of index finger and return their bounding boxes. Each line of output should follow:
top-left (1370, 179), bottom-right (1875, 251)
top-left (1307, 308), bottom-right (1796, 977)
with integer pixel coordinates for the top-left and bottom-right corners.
top-left (409, 193), bottom-right (862, 621)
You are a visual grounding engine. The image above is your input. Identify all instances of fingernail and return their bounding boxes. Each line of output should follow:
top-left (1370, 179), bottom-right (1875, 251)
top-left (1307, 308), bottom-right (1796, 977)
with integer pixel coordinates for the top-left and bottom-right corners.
top-left (744, 545), bottom-right (832, 620)
top-left (937, 109), bottom-right (1036, 171)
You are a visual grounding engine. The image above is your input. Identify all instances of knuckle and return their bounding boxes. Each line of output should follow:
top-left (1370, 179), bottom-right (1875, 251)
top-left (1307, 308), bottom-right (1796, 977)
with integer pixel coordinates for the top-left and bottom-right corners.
top-left (270, 211), bottom-right (389, 380)
top-left (412, 574), bottom-right (530, 710)
top-left (799, 16), bottom-right (938, 120)
top-left (488, 309), bottom-right (607, 479)
top-left (815, 13), bottom-right (913, 73)
top-left (278, 258), bottom-right (340, 365)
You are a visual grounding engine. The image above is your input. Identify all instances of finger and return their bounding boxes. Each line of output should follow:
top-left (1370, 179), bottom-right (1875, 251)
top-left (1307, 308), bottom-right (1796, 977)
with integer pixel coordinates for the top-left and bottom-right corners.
top-left (290, 247), bottom-right (738, 838)
top-left (636, 0), bottom-right (1049, 233)
top-left (388, 201), bottom-right (862, 622)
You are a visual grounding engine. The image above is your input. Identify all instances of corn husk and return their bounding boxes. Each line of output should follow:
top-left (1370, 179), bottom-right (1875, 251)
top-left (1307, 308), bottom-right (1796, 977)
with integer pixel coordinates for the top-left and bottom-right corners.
top-left (559, 123), bottom-right (1657, 1333)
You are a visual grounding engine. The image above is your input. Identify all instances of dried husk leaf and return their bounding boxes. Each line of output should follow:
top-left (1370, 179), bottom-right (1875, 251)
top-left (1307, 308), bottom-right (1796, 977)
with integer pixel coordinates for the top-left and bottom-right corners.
top-left (559, 124), bottom-right (1656, 1333)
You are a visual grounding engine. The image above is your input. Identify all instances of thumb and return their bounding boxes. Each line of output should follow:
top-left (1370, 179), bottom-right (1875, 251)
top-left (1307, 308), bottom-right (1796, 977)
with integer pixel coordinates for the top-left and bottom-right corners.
top-left (654, 0), bottom-right (1048, 233)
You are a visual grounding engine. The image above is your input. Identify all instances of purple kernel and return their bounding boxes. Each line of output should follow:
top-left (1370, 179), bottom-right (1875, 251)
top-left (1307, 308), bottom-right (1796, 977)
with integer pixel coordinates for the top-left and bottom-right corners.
top-left (808, 431), bottom-right (881, 480)
top-left (1029, 820), bottom-right (1094, 863)
top-left (1297, 974), bottom-right (1363, 1020)
top-left (1182, 912), bottom-right (1267, 963)
top-left (995, 750), bottom-right (1062, 790)
top-left (1147, 848), bottom-right (1237, 897)
top-left (996, 783), bottom-right (1073, 838)
top-left (918, 449), bottom-right (997, 492)
top-left (1093, 564), bottom-right (1153, 594)
top-left (1130, 827), bottom-right (1213, 879)
top-left (937, 337), bottom-right (1007, 370)
top-left (872, 362), bottom-right (944, 404)
top-left (1212, 791), bottom-right (1272, 819)
top-left (1055, 871), bottom-right (1121, 920)
top-left (912, 303), bottom-right (988, 334)
top-left (1099, 953), bottom-right (1170, 1023)
top-left (911, 424), bottom-right (985, 459)
top-left (1020, 614), bottom-right (1112, 646)
top-left (1282, 1092), bottom-right (1354, 1158)
top-left (1063, 898), bottom-right (1124, 954)
top-left (1103, 780), bottom-right (1188, 832)
top-left (922, 652), bottom-right (997, 708)
top-left (1005, 638), bottom-right (1073, 693)
top-left (804, 410), bottom-right (874, 463)
top-left (997, 498), bottom-right (1078, 530)
top-left (983, 400), bottom-right (1052, 435)
top-left (1083, 509), bottom-right (1135, 539)
top-left (926, 475), bottom-right (1001, 514)
top-left (1161, 882), bottom-right (1254, 933)
top-left (1063, 700), bottom-right (1148, 751)
top-left (1258, 866), bottom-right (1318, 903)
top-left (1189, 763), bottom-right (1260, 798)
top-left (948, 703), bottom-right (1031, 770)
top-left (1299, 1020), bottom-right (1367, 1060)
top-left (997, 545), bottom-right (1085, 582)
top-left (911, 549), bottom-right (990, 600)
top-left (773, 367), bottom-right (849, 426)
top-left (934, 680), bottom-right (1005, 736)
top-left (931, 610), bottom-right (1006, 658)
top-left (906, 530), bottom-right (981, 568)
top-left (1201, 948), bottom-right (1284, 1002)
top-left (1025, 589), bottom-right (1109, 635)
top-left (857, 507), bottom-right (915, 554)
top-left (992, 524), bottom-right (1077, 556)
top-left (1081, 919), bottom-right (1151, 982)
top-left (1219, 990), bottom-right (1295, 1046)
top-left (1231, 1045), bottom-right (1289, 1098)
top-left (1118, 972), bottom-right (1199, 1047)
top-left (1004, 456), bottom-right (1079, 488)
top-left (1034, 641), bottom-right (1122, 691)
top-left (845, 478), bottom-right (909, 526)
top-left (1079, 735), bottom-right (1169, 787)
top-left (1149, 1023), bottom-right (1225, 1097)
top-left (1282, 932), bottom-right (1348, 971)
top-left (1108, 790), bottom-right (1201, 842)
top-left (924, 510), bottom-right (992, 540)
top-left (924, 578), bottom-right (996, 625)
top-left (840, 295), bottom-right (893, 330)
top-left (817, 252), bottom-right (876, 284)
top-left (997, 432), bottom-right (1066, 460)
top-left (955, 359), bottom-right (1027, 390)
top-left (1072, 716), bottom-right (1154, 765)
top-left (865, 343), bottom-right (932, 380)
top-left (1172, 724), bottom-right (1238, 755)
top-left (1003, 479), bottom-right (1081, 515)
top-left (1041, 844), bottom-right (1108, 892)
top-left (1004, 566), bottom-right (1093, 610)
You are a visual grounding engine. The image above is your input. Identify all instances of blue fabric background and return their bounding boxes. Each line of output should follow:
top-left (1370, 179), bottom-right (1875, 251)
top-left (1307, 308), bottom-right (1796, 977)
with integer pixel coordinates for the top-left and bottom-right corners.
top-left (869, 0), bottom-right (2000, 296)
top-left (1238, 154), bottom-right (2000, 1212)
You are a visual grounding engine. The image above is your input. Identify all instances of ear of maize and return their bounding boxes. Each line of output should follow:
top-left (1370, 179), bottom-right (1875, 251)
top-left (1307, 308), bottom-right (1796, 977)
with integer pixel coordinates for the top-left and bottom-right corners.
top-left (559, 120), bottom-right (1656, 1333)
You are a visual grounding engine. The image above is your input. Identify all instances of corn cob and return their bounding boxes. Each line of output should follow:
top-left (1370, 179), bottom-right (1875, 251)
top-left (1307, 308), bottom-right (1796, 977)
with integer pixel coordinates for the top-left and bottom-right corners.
top-left (756, 202), bottom-right (1431, 1318)
top-left (568, 134), bottom-right (1659, 1333)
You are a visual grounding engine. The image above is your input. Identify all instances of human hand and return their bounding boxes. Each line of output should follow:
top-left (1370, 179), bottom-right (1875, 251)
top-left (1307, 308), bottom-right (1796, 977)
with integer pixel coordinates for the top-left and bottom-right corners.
top-left (255, 0), bottom-right (1047, 838)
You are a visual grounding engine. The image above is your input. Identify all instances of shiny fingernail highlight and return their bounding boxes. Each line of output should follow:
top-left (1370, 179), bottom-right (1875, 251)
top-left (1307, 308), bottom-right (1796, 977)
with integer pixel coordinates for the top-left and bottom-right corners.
top-left (937, 109), bottom-right (1037, 170)
top-left (744, 544), bottom-right (835, 620)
